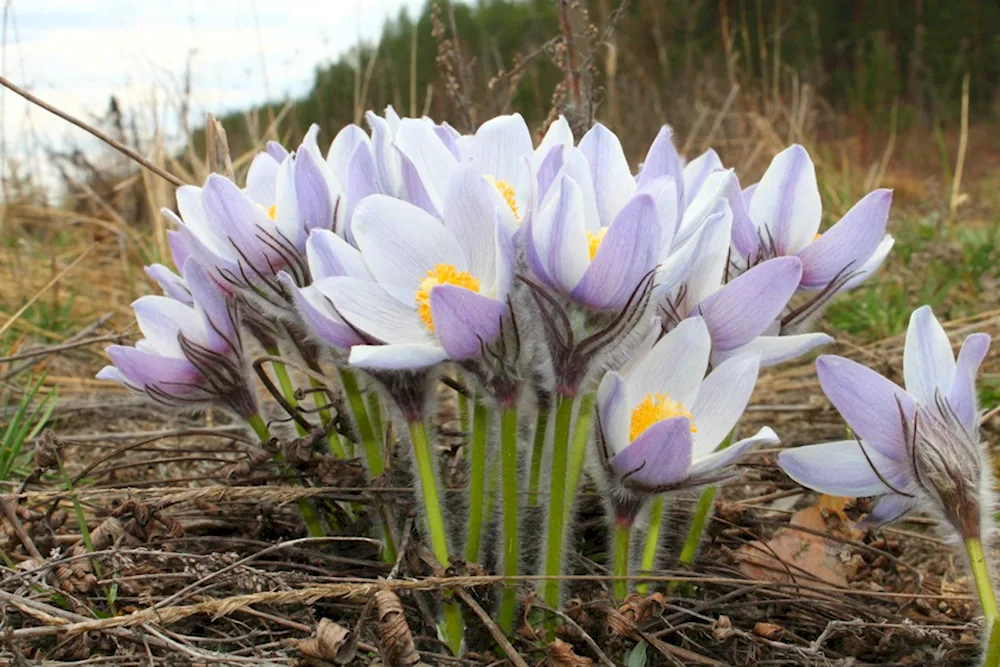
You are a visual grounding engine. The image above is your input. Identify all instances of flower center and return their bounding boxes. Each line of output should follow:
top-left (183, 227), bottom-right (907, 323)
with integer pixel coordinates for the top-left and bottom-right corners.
top-left (485, 175), bottom-right (520, 223)
top-left (414, 264), bottom-right (481, 332)
top-left (587, 228), bottom-right (608, 261)
top-left (629, 392), bottom-right (697, 442)
top-left (267, 204), bottom-right (277, 220)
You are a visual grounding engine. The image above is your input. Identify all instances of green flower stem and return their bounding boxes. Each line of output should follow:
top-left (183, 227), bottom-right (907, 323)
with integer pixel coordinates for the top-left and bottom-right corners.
top-left (636, 497), bottom-right (665, 594)
top-left (498, 405), bottom-right (520, 632)
top-left (310, 377), bottom-right (346, 458)
top-left (246, 414), bottom-right (324, 538)
top-left (966, 537), bottom-right (999, 628)
top-left (565, 392), bottom-right (595, 515)
top-left (407, 419), bottom-right (464, 655)
top-left (464, 398), bottom-right (489, 563)
top-left (456, 373), bottom-right (470, 436)
top-left (367, 390), bottom-right (384, 446)
top-left (613, 522), bottom-right (631, 601)
top-left (338, 369), bottom-right (384, 477)
top-left (526, 407), bottom-right (549, 507)
top-left (677, 432), bottom-right (734, 566)
top-left (541, 394), bottom-right (575, 611)
top-left (984, 618), bottom-right (1000, 667)
top-left (265, 346), bottom-right (305, 437)
top-left (337, 369), bottom-right (396, 563)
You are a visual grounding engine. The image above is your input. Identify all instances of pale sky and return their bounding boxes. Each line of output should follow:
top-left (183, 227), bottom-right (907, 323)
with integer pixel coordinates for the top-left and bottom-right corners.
top-left (1, 0), bottom-right (425, 188)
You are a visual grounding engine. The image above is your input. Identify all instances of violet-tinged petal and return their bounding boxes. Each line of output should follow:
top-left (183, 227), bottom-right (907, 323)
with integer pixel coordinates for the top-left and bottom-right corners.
top-left (266, 141), bottom-right (288, 162)
top-left (281, 274), bottom-right (362, 350)
top-left (676, 169), bottom-right (732, 248)
top-left (394, 117), bottom-right (457, 203)
top-left (597, 371), bottom-right (631, 455)
top-left (617, 317), bottom-right (662, 379)
top-left (690, 352), bottom-right (762, 458)
top-left (688, 426), bottom-right (778, 478)
top-left (365, 111), bottom-right (401, 195)
top-left (351, 195), bottom-right (465, 290)
top-left (132, 295), bottom-right (203, 357)
top-left (797, 189), bottom-right (893, 289)
top-left (726, 173), bottom-right (760, 259)
top-left (611, 416), bottom-right (693, 489)
top-left (695, 257), bottom-right (802, 351)
top-left (96, 365), bottom-right (127, 385)
top-left (145, 264), bottom-right (191, 305)
top-left (570, 192), bottom-right (660, 311)
top-left (271, 157), bottom-right (301, 244)
top-left (625, 316), bottom-right (710, 410)
top-left (778, 440), bottom-right (907, 497)
top-left (106, 344), bottom-right (202, 389)
top-left (816, 355), bottom-right (916, 460)
top-left (176, 185), bottom-right (228, 259)
top-left (531, 174), bottom-right (589, 293)
top-left (749, 144), bottom-right (821, 255)
top-left (306, 228), bottom-right (372, 281)
top-left (397, 149), bottom-right (442, 219)
top-left (558, 147), bottom-right (602, 231)
top-left (946, 332), bottom-right (991, 430)
top-left (903, 305), bottom-right (956, 406)
top-left (428, 285), bottom-right (507, 360)
top-left (294, 144), bottom-right (335, 237)
top-left (578, 123), bottom-right (635, 227)
top-left (716, 332), bottom-right (833, 367)
top-left (637, 125), bottom-right (684, 222)
top-left (656, 208), bottom-right (726, 295)
top-left (327, 124), bottom-right (371, 187)
top-left (493, 215), bottom-right (514, 302)
top-left (531, 115), bottom-right (573, 171)
top-left (635, 175), bottom-right (679, 257)
top-left (317, 276), bottom-right (431, 345)
top-left (469, 113), bottom-right (532, 185)
top-left (384, 105), bottom-right (401, 132)
top-left (858, 494), bottom-right (915, 527)
top-left (443, 166), bottom-right (503, 292)
top-left (348, 343), bottom-right (449, 371)
top-left (535, 144), bottom-right (565, 204)
top-left (201, 174), bottom-right (281, 270)
top-left (682, 202), bottom-right (733, 308)
top-left (742, 183), bottom-right (757, 208)
top-left (184, 260), bottom-right (236, 354)
top-left (167, 230), bottom-right (191, 270)
top-left (246, 152), bottom-right (279, 206)
top-left (434, 125), bottom-right (463, 160)
top-left (682, 148), bottom-right (724, 204)
top-left (342, 143), bottom-right (380, 243)
top-left (841, 235), bottom-right (894, 291)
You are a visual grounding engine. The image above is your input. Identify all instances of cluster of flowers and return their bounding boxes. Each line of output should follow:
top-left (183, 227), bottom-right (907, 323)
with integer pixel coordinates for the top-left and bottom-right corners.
top-left (98, 107), bottom-right (996, 655)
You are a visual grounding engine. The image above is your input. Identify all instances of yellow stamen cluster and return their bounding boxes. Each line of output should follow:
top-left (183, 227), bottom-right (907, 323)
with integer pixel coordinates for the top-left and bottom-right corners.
top-left (414, 264), bottom-right (481, 331)
top-left (267, 204), bottom-right (277, 220)
top-left (587, 228), bottom-right (608, 261)
top-left (629, 392), bottom-right (697, 442)
top-left (485, 175), bottom-right (520, 223)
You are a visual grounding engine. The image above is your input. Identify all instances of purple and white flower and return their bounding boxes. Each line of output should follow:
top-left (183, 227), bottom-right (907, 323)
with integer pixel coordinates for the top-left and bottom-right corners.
top-left (595, 316), bottom-right (778, 521)
top-left (97, 260), bottom-right (257, 418)
top-left (779, 305), bottom-right (992, 537)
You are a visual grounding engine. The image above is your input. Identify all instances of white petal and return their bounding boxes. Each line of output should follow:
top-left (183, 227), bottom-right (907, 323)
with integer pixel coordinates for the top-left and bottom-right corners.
top-left (394, 118), bottom-right (458, 205)
top-left (597, 371), bottom-right (631, 454)
top-left (749, 144), bottom-right (821, 255)
top-left (317, 276), bottom-right (431, 345)
top-left (469, 113), bottom-right (533, 184)
top-left (625, 316), bottom-right (710, 408)
top-left (690, 352), bottom-right (762, 458)
top-left (903, 305), bottom-right (956, 405)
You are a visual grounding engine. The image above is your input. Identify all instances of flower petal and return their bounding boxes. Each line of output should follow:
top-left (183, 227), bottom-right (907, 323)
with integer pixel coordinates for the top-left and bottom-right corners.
top-left (558, 147), bottom-right (602, 232)
top-left (682, 148), bottom-right (724, 204)
top-left (611, 416), bottom-right (693, 489)
top-left (246, 152), bottom-right (279, 206)
top-left (625, 316), bottom-right (710, 409)
top-left (716, 332), bottom-right (833, 367)
top-left (688, 426), bottom-right (778, 478)
top-left (637, 125), bottom-right (684, 222)
top-left (578, 123), bottom-right (635, 227)
top-left (428, 285), bottom-right (507, 360)
top-left (690, 352), bottom-right (762, 458)
top-left (797, 189), bottom-right (893, 289)
top-left (695, 257), bottom-right (802, 351)
top-left (531, 174), bottom-right (589, 293)
top-left (571, 192), bottom-right (660, 311)
top-left (351, 195), bottom-right (465, 290)
top-left (184, 260), bottom-right (237, 355)
top-left (327, 124), bottom-right (371, 187)
top-left (841, 235), bottom-right (894, 291)
top-left (394, 117), bottom-right (457, 204)
top-left (132, 295), bottom-right (203, 357)
top-left (266, 141), bottom-right (288, 162)
top-left (294, 143), bottom-right (336, 236)
top-left (106, 345), bottom-right (201, 391)
top-left (597, 371), bottom-right (631, 455)
top-left (858, 494), bottom-right (915, 527)
top-left (946, 332), bottom-right (991, 430)
top-left (282, 275), bottom-right (362, 350)
top-left (749, 144), bottom-right (821, 255)
top-left (317, 276), bottom-right (430, 345)
top-left (682, 202), bottom-right (733, 308)
top-left (348, 343), bottom-right (449, 371)
top-left (532, 115), bottom-right (574, 171)
top-left (306, 228), bottom-right (372, 281)
top-left (443, 166), bottom-right (503, 291)
top-left (201, 174), bottom-right (281, 271)
top-left (365, 111), bottom-right (401, 195)
top-left (816, 355), bottom-right (916, 460)
top-left (778, 440), bottom-right (907, 497)
top-left (903, 305), bottom-right (956, 405)
top-left (145, 264), bottom-right (191, 305)
top-left (469, 113), bottom-right (533, 184)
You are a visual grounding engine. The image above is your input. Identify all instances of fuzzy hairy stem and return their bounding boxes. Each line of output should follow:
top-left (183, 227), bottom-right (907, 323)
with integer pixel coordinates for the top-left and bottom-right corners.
top-left (465, 399), bottom-right (489, 563)
top-left (613, 522), bottom-right (631, 601)
top-left (565, 392), bottom-right (595, 515)
top-left (541, 394), bottom-right (576, 612)
top-left (527, 407), bottom-right (549, 507)
top-left (498, 405), bottom-right (520, 632)
top-left (265, 346), bottom-right (306, 437)
top-left (637, 496), bottom-right (665, 594)
top-left (966, 538), bottom-right (999, 628)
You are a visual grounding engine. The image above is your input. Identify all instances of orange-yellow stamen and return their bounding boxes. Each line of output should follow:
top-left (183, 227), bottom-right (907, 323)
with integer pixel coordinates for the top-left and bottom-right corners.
top-left (267, 204), bottom-right (277, 220)
top-left (414, 264), bottom-right (481, 331)
top-left (587, 228), bottom-right (608, 261)
top-left (629, 392), bottom-right (697, 442)
top-left (485, 175), bottom-right (520, 223)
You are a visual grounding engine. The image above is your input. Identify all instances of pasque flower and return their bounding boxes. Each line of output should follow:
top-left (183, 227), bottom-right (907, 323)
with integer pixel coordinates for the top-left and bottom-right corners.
top-left (730, 144), bottom-right (894, 302)
top-left (320, 168), bottom-right (514, 371)
top-left (97, 260), bottom-right (256, 418)
top-left (595, 316), bottom-right (779, 522)
top-left (779, 305), bottom-right (992, 535)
